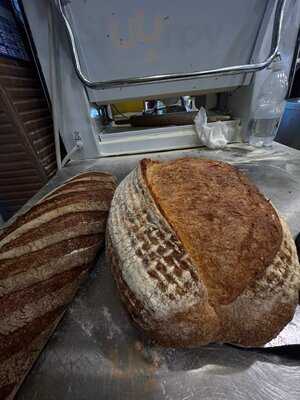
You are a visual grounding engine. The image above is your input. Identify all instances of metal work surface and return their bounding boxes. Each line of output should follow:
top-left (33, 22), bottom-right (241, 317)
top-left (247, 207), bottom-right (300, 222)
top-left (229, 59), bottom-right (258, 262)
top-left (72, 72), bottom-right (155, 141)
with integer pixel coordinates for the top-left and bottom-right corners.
top-left (17, 143), bottom-right (300, 400)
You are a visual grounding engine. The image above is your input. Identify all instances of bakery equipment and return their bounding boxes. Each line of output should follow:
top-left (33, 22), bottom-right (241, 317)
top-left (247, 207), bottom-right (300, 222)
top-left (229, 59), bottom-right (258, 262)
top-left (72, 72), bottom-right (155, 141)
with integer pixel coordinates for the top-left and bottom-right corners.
top-left (6, 1), bottom-right (300, 399)
top-left (22, 0), bottom-right (300, 160)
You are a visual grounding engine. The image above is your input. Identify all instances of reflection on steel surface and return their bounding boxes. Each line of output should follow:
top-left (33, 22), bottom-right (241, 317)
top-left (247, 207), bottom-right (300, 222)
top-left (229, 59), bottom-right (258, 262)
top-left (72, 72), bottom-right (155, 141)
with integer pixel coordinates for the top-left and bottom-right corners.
top-left (17, 143), bottom-right (300, 400)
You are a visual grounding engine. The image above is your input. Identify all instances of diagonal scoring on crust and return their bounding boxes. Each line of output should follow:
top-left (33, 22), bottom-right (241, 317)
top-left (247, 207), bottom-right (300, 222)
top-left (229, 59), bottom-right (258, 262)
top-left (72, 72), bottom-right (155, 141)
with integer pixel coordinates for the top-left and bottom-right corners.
top-left (143, 158), bottom-right (283, 305)
top-left (108, 162), bottom-right (220, 345)
top-left (108, 158), bottom-right (300, 347)
top-left (0, 170), bottom-right (117, 399)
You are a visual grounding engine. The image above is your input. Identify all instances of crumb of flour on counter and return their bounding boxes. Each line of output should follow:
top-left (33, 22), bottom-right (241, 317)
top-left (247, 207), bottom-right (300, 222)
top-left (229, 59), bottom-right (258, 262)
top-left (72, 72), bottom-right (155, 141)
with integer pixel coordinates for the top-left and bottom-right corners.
top-left (138, 346), bottom-right (165, 369)
top-left (102, 306), bottom-right (122, 340)
top-left (134, 340), bottom-right (144, 352)
top-left (150, 350), bottom-right (162, 368)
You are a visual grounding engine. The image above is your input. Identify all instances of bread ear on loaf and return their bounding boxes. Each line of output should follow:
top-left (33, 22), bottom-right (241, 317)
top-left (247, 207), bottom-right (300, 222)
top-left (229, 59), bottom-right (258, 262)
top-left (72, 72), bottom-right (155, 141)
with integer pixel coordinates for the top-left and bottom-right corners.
top-left (0, 171), bottom-right (116, 400)
top-left (107, 158), bottom-right (300, 347)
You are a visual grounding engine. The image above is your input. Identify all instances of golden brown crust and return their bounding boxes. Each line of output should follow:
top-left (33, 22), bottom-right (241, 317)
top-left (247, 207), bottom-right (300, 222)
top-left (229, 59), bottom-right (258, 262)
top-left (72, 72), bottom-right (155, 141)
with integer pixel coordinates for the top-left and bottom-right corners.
top-left (219, 217), bottom-right (300, 346)
top-left (0, 171), bottom-right (116, 399)
top-left (107, 164), bottom-right (220, 346)
top-left (108, 157), bottom-right (300, 348)
top-left (143, 158), bottom-right (283, 304)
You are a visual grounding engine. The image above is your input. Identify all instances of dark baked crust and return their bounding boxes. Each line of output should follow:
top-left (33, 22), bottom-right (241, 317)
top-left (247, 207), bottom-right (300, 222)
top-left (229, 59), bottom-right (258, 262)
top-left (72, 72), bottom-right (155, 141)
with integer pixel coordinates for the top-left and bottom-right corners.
top-left (107, 164), bottom-right (220, 346)
top-left (143, 158), bottom-right (283, 304)
top-left (107, 157), bottom-right (300, 348)
top-left (219, 217), bottom-right (300, 346)
top-left (0, 171), bottom-right (116, 399)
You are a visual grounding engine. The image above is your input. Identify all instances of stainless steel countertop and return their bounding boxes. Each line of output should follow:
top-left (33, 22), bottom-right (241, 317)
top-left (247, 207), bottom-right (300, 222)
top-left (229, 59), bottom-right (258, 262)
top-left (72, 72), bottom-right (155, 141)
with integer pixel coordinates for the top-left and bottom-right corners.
top-left (17, 143), bottom-right (300, 400)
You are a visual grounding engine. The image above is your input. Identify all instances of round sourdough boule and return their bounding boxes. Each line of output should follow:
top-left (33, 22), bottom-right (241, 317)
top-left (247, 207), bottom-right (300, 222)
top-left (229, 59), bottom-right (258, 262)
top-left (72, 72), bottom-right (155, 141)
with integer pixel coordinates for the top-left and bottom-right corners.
top-left (107, 158), bottom-right (300, 347)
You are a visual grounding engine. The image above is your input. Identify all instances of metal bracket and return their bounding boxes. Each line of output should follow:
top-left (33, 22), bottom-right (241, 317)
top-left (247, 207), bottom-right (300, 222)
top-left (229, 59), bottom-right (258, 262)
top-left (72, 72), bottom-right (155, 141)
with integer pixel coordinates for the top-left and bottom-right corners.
top-left (55, 0), bottom-right (286, 90)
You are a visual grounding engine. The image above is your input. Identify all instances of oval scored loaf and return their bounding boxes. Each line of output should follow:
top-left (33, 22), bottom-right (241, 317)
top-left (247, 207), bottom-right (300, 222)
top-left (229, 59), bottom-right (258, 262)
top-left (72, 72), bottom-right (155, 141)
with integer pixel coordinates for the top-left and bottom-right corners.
top-left (107, 158), bottom-right (300, 347)
top-left (0, 171), bottom-right (116, 400)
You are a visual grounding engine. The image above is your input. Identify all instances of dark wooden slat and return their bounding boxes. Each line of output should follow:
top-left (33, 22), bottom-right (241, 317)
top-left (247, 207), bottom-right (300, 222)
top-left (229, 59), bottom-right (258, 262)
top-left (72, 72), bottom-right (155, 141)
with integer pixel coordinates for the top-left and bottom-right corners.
top-left (33, 135), bottom-right (54, 150)
top-left (40, 152), bottom-right (56, 165)
top-left (20, 108), bottom-right (50, 123)
top-left (24, 116), bottom-right (52, 133)
top-left (0, 111), bottom-right (10, 124)
top-left (0, 175), bottom-right (41, 185)
top-left (4, 196), bottom-right (36, 207)
top-left (0, 151), bottom-right (29, 162)
top-left (45, 159), bottom-right (58, 171)
top-left (0, 143), bottom-right (24, 153)
top-left (47, 169), bottom-right (57, 179)
top-left (0, 76), bottom-right (40, 89)
top-left (0, 77), bottom-right (48, 182)
top-left (13, 98), bottom-right (48, 113)
top-left (7, 87), bottom-right (43, 100)
top-left (44, 160), bottom-right (57, 177)
top-left (0, 126), bottom-right (15, 136)
top-left (0, 58), bottom-right (30, 67)
top-left (0, 64), bottom-right (34, 79)
top-left (37, 142), bottom-right (55, 159)
top-left (0, 167), bottom-right (38, 178)
top-left (0, 133), bottom-right (18, 145)
top-left (0, 122), bottom-right (12, 130)
top-left (0, 161), bottom-right (34, 172)
top-left (0, 57), bottom-right (55, 215)
top-left (29, 126), bottom-right (54, 141)
top-left (0, 189), bottom-right (41, 200)
top-left (0, 182), bottom-right (42, 194)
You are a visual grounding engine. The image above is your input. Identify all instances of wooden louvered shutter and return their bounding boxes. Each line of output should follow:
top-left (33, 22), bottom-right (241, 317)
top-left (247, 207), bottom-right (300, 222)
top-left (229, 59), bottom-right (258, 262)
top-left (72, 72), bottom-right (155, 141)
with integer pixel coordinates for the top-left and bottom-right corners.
top-left (0, 57), bottom-right (56, 219)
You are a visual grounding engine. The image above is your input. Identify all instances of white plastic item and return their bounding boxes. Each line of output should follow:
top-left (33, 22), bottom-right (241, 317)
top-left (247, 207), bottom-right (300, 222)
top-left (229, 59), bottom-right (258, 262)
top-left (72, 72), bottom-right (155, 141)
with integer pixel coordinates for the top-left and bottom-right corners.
top-left (194, 107), bottom-right (240, 149)
top-left (249, 60), bottom-right (288, 147)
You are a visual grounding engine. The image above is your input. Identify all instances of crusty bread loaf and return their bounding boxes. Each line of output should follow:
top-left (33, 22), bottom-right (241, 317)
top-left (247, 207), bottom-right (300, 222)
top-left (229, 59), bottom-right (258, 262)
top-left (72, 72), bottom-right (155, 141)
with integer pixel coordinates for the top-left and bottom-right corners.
top-left (107, 158), bottom-right (300, 347)
top-left (0, 171), bottom-right (116, 400)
